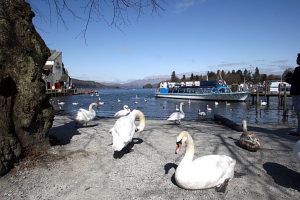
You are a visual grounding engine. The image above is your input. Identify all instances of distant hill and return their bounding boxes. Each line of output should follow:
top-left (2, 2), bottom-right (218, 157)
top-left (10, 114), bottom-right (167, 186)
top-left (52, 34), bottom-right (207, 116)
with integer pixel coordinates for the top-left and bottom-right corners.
top-left (72, 78), bottom-right (117, 88)
top-left (71, 75), bottom-right (168, 89)
top-left (119, 76), bottom-right (168, 88)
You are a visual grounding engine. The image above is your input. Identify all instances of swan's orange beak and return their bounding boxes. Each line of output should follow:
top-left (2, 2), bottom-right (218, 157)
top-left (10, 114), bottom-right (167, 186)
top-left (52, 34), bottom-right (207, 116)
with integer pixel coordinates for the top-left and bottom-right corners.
top-left (175, 141), bottom-right (182, 154)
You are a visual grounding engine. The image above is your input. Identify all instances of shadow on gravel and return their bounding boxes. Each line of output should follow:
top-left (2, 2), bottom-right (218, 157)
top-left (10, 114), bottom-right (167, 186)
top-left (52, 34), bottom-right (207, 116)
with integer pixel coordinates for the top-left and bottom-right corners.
top-left (49, 121), bottom-right (80, 146)
top-left (263, 162), bottom-right (300, 192)
top-left (113, 138), bottom-right (143, 159)
top-left (164, 163), bottom-right (179, 187)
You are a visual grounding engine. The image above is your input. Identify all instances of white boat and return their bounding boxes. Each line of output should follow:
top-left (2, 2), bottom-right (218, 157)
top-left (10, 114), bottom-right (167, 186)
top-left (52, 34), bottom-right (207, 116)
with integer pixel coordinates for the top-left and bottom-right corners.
top-left (155, 81), bottom-right (249, 102)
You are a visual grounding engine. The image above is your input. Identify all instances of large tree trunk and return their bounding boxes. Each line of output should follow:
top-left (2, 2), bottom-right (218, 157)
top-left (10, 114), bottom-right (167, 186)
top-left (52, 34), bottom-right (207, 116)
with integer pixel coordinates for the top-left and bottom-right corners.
top-left (0, 0), bottom-right (54, 176)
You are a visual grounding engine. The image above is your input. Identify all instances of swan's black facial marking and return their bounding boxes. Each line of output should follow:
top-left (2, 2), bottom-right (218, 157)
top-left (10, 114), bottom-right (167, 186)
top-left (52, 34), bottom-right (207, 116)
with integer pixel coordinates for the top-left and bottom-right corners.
top-left (135, 128), bottom-right (139, 132)
top-left (176, 140), bottom-right (182, 146)
top-left (175, 139), bottom-right (182, 154)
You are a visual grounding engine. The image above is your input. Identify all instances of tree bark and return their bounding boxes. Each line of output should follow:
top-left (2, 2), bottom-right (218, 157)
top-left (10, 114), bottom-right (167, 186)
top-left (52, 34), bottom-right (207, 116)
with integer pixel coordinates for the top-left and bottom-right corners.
top-left (0, 0), bottom-right (54, 176)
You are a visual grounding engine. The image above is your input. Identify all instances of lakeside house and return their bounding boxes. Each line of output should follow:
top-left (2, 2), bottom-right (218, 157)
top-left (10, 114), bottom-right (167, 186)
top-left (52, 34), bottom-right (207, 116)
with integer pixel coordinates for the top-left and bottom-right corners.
top-left (42, 50), bottom-right (72, 90)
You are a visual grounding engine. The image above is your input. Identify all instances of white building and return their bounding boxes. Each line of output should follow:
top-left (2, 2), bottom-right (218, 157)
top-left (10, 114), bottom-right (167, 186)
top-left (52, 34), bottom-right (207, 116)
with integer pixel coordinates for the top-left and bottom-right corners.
top-left (42, 50), bottom-right (71, 89)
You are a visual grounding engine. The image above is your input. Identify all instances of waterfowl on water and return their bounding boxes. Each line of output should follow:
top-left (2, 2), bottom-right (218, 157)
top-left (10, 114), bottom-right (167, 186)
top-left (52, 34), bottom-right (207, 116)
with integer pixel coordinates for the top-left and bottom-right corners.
top-left (198, 109), bottom-right (206, 116)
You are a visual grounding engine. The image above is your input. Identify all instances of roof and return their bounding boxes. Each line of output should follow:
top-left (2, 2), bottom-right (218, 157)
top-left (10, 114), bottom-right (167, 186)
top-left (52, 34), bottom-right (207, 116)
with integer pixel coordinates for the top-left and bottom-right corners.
top-left (48, 51), bottom-right (62, 61)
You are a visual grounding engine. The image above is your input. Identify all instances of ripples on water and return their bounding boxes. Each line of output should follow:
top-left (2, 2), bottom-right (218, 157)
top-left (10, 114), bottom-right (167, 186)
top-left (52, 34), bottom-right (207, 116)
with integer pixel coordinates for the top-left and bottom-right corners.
top-left (50, 88), bottom-right (297, 126)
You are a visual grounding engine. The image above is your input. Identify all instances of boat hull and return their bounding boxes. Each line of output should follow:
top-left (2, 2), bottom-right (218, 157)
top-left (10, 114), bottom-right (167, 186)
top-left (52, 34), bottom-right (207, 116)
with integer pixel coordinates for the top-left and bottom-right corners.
top-left (155, 92), bottom-right (249, 101)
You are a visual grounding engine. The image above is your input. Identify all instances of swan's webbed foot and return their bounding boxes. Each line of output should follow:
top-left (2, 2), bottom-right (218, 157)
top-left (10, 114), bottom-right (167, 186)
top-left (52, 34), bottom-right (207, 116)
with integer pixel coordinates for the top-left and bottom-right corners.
top-left (215, 178), bottom-right (230, 193)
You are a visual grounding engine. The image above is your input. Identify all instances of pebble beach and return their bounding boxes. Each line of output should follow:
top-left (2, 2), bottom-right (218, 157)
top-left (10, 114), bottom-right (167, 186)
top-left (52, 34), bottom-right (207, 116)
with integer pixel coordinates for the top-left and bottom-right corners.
top-left (0, 115), bottom-right (299, 200)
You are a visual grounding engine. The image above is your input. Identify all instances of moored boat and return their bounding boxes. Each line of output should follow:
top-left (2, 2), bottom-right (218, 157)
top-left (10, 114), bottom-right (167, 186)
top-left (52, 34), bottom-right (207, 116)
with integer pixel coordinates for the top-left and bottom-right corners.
top-left (155, 81), bottom-right (249, 101)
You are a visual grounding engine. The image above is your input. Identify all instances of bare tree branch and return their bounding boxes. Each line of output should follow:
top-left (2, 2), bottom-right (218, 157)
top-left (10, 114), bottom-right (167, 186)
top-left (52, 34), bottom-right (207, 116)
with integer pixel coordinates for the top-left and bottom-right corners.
top-left (30, 0), bottom-right (164, 43)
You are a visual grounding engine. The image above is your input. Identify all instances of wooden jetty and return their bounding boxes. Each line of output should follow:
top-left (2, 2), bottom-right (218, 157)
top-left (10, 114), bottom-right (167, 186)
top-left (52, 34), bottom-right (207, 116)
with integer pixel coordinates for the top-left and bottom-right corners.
top-left (46, 88), bottom-right (96, 97)
top-left (249, 84), bottom-right (290, 107)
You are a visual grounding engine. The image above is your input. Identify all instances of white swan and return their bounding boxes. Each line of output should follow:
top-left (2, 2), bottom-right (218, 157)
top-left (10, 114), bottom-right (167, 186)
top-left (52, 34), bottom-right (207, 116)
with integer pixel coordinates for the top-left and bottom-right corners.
top-left (98, 97), bottom-right (104, 105)
top-left (215, 101), bottom-right (219, 106)
top-left (293, 140), bottom-right (300, 165)
top-left (175, 104), bottom-right (179, 111)
top-left (167, 102), bottom-right (184, 124)
top-left (175, 131), bottom-right (236, 190)
top-left (114, 105), bottom-right (131, 117)
top-left (110, 109), bottom-right (145, 151)
top-left (75, 102), bottom-right (98, 126)
top-left (198, 109), bottom-right (206, 116)
top-left (206, 105), bottom-right (212, 111)
top-left (260, 100), bottom-right (267, 106)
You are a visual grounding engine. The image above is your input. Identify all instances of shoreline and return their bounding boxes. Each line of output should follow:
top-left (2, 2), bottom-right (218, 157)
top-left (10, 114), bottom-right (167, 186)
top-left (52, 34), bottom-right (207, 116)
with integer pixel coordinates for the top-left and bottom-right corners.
top-left (0, 115), bottom-right (299, 199)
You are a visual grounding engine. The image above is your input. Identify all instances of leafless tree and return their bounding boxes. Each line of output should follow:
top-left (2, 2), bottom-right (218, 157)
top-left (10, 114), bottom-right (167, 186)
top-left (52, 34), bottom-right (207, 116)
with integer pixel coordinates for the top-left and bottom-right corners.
top-left (29, 0), bottom-right (164, 42)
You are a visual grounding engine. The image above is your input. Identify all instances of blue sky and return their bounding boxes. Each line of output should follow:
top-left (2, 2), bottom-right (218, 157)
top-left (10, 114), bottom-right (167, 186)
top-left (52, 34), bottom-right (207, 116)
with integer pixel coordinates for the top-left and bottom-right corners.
top-left (30, 0), bottom-right (300, 83)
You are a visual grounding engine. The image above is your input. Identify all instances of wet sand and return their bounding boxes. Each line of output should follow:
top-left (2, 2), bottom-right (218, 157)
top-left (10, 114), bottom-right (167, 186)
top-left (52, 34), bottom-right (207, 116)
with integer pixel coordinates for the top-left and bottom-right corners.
top-left (0, 115), bottom-right (299, 199)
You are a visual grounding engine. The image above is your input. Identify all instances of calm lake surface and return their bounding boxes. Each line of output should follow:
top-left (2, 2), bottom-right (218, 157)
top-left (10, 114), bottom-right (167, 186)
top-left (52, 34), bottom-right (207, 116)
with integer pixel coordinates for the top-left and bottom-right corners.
top-left (51, 88), bottom-right (298, 126)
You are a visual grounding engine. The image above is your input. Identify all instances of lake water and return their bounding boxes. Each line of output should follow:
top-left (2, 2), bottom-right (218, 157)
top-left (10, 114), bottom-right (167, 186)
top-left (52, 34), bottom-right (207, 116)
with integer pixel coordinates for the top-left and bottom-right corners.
top-left (50, 88), bottom-right (298, 126)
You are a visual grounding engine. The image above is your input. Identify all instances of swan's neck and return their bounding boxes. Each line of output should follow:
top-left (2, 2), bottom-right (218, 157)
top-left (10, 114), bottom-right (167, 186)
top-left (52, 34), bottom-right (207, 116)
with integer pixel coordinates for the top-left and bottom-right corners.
top-left (130, 110), bottom-right (145, 132)
top-left (89, 104), bottom-right (96, 111)
top-left (182, 134), bottom-right (194, 163)
top-left (242, 120), bottom-right (247, 132)
top-left (180, 104), bottom-right (184, 113)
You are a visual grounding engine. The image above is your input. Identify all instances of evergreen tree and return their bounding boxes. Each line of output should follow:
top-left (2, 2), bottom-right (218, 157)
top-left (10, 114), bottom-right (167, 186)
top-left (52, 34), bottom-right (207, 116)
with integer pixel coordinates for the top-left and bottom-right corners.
top-left (253, 67), bottom-right (260, 83)
top-left (190, 73), bottom-right (194, 81)
top-left (171, 71), bottom-right (179, 82)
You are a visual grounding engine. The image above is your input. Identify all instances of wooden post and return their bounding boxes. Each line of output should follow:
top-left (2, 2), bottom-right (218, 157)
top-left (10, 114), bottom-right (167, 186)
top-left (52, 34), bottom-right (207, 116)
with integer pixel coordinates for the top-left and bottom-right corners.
top-left (256, 85), bottom-right (259, 107)
top-left (283, 84), bottom-right (287, 109)
top-left (278, 84), bottom-right (282, 106)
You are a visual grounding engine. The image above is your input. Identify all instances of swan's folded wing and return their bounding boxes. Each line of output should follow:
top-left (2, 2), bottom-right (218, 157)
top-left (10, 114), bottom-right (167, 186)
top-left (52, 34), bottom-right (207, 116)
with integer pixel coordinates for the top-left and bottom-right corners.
top-left (192, 155), bottom-right (235, 184)
top-left (168, 112), bottom-right (180, 121)
top-left (76, 109), bottom-right (88, 121)
top-left (112, 117), bottom-right (135, 143)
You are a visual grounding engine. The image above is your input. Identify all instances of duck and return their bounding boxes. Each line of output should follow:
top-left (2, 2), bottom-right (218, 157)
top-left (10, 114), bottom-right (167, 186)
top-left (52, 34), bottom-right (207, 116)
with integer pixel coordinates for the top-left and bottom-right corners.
top-left (174, 131), bottom-right (236, 190)
top-left (260, 100), bottom-right (267, 106)
top-left (167, 102), bottom-right (184, 124)
top-left (110, 109), bottom-right (146, 151)
top-left (75, 102), bottom-right (98, 126)
top-left (293, 140), bottom-right (300, 165)
top-left (114, 105), bottom-right (131, 117)
top-left (206, 105), bottom-right (212, 111)
top-left (198, 109), bottom-right (206, 116)
top-left (238, 120), bottom-right (261, 152)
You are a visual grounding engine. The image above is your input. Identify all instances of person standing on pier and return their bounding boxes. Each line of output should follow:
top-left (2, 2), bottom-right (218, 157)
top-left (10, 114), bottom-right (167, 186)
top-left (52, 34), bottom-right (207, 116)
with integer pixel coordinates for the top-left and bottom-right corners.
top-left (285, 53), bottom-right (300, 135)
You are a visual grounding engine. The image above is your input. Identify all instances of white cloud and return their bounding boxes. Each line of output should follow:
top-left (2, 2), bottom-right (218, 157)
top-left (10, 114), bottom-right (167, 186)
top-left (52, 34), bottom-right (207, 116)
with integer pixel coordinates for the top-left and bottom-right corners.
top-left (175, 0), bottom-right (206, 13)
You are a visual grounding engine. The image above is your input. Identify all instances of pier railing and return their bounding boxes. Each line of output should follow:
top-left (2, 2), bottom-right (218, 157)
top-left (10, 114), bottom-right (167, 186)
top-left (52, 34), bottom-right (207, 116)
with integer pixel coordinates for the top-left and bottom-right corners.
top-left (46, 88), bottom-right (96, 97)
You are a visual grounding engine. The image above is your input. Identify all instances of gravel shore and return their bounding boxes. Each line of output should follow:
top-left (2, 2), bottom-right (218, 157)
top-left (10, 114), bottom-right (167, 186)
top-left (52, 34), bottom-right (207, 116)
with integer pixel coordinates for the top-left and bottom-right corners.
top-left (0, 115), bottom-right (299, 200)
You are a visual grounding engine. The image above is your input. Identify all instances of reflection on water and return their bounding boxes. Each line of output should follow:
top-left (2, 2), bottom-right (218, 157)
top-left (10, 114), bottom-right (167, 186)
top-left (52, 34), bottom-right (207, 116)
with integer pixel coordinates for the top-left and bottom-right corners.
top-left (50, 88), bottom-right (297, 126)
